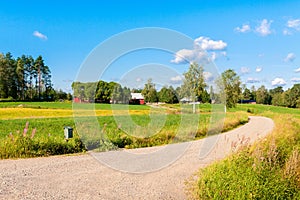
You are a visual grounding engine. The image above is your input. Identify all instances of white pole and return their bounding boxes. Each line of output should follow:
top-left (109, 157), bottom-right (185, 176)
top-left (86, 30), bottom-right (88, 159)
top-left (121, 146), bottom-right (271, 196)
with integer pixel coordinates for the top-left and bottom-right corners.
top-left (193, 102), bottom-right (196, 113)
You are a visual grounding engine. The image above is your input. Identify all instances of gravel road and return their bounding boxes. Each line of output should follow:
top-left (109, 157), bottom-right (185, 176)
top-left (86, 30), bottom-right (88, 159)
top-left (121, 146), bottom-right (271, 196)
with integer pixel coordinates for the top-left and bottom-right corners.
top-left (0, 116), bottom-right (274, 200)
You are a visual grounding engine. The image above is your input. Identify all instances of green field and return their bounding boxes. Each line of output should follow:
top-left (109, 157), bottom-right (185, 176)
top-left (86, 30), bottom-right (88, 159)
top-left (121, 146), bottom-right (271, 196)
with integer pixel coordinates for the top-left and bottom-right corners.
top-left (0, 102), bottom-right (248, 158)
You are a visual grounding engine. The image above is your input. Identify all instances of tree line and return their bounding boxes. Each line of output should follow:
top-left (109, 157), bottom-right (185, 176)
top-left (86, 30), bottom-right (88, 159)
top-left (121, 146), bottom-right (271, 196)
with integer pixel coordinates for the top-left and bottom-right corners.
top-left (72, 62), bottom-right (300, 109)
top-left (0, 52), bottom-right (71, 101)
top-left (242, 84), bottom-right (300, 108)
top-left (72, 81), bottom-right (131, 103)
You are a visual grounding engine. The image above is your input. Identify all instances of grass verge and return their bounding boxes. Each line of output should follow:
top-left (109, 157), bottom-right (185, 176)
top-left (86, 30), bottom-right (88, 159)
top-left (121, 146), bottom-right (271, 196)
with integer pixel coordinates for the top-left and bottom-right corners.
top-left (189, 104), bottom-right (300, 199)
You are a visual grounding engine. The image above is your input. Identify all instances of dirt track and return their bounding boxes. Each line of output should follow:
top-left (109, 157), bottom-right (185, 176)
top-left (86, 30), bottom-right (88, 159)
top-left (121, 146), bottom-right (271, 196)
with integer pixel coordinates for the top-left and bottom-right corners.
top-left (0, 116), bottom-right (274, 199)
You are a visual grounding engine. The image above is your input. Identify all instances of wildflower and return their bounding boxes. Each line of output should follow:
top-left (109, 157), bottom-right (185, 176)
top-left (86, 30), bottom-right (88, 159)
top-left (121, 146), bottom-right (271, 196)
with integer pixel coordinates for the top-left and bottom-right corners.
top-left (23, 121), bottom-right (29, 136)
top-left (31, 128), bottom-right (36, 139)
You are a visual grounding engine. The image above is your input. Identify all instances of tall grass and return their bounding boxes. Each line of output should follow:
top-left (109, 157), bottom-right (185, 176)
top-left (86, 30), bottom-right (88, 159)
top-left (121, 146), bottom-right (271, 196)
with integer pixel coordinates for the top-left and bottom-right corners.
top-left (190, 105), bottom-right (300, 199)
top-left (0, 122), bottom-right (86, 159)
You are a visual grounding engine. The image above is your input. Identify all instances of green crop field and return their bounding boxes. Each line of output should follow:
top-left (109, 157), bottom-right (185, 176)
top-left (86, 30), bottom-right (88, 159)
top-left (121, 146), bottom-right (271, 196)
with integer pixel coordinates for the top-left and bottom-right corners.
top-left (0, 102), bottom-right (248, 158)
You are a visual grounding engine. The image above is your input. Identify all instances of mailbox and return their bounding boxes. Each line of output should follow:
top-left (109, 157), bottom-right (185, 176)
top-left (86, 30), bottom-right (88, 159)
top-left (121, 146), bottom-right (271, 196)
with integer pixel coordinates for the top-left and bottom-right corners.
top-left (64, 126), bottom-right (73, 139)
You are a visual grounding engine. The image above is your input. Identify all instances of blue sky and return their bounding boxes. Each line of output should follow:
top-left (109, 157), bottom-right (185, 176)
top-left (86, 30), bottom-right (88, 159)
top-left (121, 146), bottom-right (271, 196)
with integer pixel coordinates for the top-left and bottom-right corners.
top-left (1, 0), bottom-right (300, 92)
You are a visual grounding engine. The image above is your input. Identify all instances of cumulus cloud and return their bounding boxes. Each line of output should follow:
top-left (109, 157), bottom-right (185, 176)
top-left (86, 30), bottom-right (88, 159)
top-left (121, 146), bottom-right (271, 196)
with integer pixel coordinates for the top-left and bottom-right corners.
top-left (255, 19), bottom-right (273, 36)
top-left (235, 24), bottom-right (251, 33)
top-left (170, 75), bottom-right (183, 84)
top-left (194, 36), bottom-right (227, 51)
top-left (291, 77), bottom-right (300, 83)
top-left (284, 53), bottom-right (296, 62)
top-left (294, 67), bottom-right (300, 73)
top-left (283, 19), bottom-right (300, 35)
top-left (171, 36), bottom-right (227, 64)
top-left (240, 67), bottom-right (250, 75)
top-left (246, 77), bottom-right (260, 83)
top-left (256, 66), bottom-right (263, 73)
top-left (287, 19), bottom-right (300, 30)
top-left (171, 49), bottom-right (208, 64)
top-left (33, 31), bottom-right (48, 40)
top-left (271, 78), bottom-right (286, 87)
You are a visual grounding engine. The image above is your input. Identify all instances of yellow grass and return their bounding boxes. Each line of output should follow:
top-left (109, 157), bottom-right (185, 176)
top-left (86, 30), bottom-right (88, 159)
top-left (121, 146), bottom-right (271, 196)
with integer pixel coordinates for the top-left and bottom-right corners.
top-left (0, 108), bottom-right (151, 120)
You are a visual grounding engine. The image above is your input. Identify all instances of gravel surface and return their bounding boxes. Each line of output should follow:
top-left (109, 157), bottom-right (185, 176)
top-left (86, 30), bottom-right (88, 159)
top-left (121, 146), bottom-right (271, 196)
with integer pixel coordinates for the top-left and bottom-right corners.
top-left (0, 116), bottom-right (274, 200)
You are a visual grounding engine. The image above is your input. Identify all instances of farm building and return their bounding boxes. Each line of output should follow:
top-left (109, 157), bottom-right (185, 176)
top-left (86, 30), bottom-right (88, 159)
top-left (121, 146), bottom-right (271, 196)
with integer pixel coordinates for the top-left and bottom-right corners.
top-left (180, 97), bottom-right (193, 103)
top-left (130, 93), bottom-right (145, 105)
top-left (239, 100), bottom-right (256, 104)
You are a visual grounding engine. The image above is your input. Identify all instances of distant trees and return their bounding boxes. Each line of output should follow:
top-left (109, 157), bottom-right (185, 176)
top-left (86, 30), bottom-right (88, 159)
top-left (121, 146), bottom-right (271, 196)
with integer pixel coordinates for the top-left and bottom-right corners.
top-left (217, 69), bottom-right (241, 108)
top-left (238, 84), bottom-right (300, 108)
top-left (269, 86), bottom-right (284, 106)
top-left (0, 52), bottom-right (53, 101)
top-left (141, 79), bottom-right (158, 103)
top-left (158, 86), bottom-right (178, 104)
top-left (285, 84), bottom-right (300, 108)
top-left (256, 85), bottom-right (270, 104)
top-left (181, 62), bottom-right (208, 102)
top-left (72, 80), bottom-right (131, 103)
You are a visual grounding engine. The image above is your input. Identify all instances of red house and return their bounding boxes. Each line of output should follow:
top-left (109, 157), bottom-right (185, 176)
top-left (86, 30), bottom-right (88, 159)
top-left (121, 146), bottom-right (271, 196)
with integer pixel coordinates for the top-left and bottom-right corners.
top-left (130, 93), bottom-right (145, 105)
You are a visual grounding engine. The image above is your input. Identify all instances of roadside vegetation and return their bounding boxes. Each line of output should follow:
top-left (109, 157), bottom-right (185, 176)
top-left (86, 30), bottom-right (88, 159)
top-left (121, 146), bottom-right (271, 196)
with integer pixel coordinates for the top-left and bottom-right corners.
top-left (189, 104), bottom-right (300, 199)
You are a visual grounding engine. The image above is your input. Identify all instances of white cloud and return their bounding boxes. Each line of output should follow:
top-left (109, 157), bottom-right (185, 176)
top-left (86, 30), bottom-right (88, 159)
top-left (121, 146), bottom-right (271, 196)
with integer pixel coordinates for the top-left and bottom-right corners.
top-left (246, 77), bottom-right (260, 83)
top-left (283, 29), bottom-right (292, 35)
top-left (294, 68), bottom-right (300, 73)
top-left (258, 53), bottom-right (264, 58)
top-left (136, 77), bottom-right (143, 82)
top-left (171, 36), bottom-right (227, 64)
top-left (203, 72), bottom-right (214, 82)
top-left (235, 24), bottom-right (251, 33)
top-left (33, 31), bottom-right (48, 40)
top-left (271, 78), bottom-right (287, 87)
top-left (170, 75), bottom-right (183, 84)
top-left (287, 19), bottom-right (300, 30)
top-left (255, 19), bottom-right (273, 36)
top-left (240, 67), bottom-right (250, 74)
top-left (211, 52), bottom-right (217, 61)
top-left (291, 77), bottom-right (300, 83)
top-left (284, 53), bottom-right (296, 62)
top-left (194, 36), bottom-right (227, 51)
top-left (256, 66), bottom-right (263, 73)
top-left (171, 49), bottom-right (208, 64)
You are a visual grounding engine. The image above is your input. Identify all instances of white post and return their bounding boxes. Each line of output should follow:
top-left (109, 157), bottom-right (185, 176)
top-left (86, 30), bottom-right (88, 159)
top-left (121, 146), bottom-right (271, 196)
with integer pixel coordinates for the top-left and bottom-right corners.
top-left (193, 102), bottom-right (196, 114)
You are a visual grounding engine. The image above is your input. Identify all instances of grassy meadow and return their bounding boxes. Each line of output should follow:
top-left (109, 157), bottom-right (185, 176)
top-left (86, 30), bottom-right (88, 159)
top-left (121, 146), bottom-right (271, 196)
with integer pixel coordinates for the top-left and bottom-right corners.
top-left (1, 102), bottom-right (299, 198)
top-left (0, 102), bottom-right (248, 158)
top-left (189, 104), bottom-right (300, 199)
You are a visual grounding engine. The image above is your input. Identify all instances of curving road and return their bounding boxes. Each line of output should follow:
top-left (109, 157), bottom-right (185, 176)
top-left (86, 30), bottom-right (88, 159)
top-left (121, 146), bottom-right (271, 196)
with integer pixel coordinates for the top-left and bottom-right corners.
top-left (0, 116), bottom-right (274, 199)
